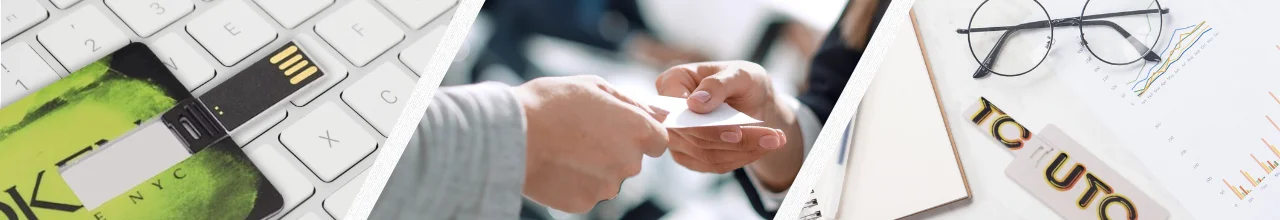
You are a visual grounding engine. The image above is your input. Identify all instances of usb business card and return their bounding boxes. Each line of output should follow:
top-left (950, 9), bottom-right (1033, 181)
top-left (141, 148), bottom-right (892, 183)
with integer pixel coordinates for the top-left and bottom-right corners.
top-left (199, 42), bottom-right (324, 131)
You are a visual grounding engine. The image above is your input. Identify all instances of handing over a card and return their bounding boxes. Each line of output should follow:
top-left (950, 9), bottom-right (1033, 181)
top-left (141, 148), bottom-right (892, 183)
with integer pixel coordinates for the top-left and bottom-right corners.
top-left (643, 95), bottom-right (763, 128)
top-left (398, 60), bottom-right (810, 215)
top-left (647, 60), bottom-right (807, 190)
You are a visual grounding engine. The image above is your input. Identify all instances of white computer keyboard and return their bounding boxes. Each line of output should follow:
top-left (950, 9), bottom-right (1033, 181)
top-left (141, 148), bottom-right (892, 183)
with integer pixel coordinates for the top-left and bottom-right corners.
top-left (0, 0), bottom-right (457, 219)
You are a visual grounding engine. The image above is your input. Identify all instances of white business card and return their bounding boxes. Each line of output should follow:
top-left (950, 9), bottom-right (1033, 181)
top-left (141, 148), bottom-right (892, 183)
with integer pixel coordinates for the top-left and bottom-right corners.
top-left (642, 95), bottom-right (762, 128)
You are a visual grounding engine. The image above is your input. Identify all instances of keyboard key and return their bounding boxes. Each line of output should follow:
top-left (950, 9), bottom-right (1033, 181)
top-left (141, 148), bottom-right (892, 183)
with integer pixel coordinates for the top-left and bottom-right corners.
top-left (298, 212), bottom-right (324, 220)
top-left (246, 143), bottom-right (316, 216)
top-left (187, 0), bottom-right (278, 66)
top-left (105, 0), bottom-right (195, 37)
top-left (37, 6), bottom-right (130, 71)
top-left (253, 0), bottom-right (333, 29)
top-left (50, 0), bottom-right (82, 9)
top-left (377, 0), bottom-right (456, 30)
top-left (290, 34), bottom-right (348, 107)
top-left (323, 171), bottom-right (367, 219)
top-left (2, 43), bottom-right (60, 107)
top-left (150, 33), bottom-right (215, 90)
top-left (2, 0), bottom-right (49, 42)
top-left (315, 0), bottom-right (404, 67)
top-left (398, 26), bottom-right (445, 75)
top-left (341, 62), bottom-right (416, 136)
top-left (230, 108), bottom-right (287, 145)
top-left (280, 101), bottom-right (376, 182)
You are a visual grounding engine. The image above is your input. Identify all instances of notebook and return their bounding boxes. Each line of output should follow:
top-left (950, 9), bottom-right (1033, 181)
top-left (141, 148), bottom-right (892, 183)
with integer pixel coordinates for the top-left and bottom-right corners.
top-left (799, 11), bottom-right (971, 220)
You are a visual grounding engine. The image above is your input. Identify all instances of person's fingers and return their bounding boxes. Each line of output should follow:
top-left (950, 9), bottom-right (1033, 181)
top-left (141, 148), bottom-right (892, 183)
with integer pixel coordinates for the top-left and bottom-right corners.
top-left (650, 104), bottom-right (669, 122)
top-left (667, 127), bottom-right (781, 164)
top-left (576, 176), bottom-right (613, 213)
top-left (655, 65), bottom-right (700, 98)
top-left (637, 112), bottom-right (669, 157)
top-left (673, 126), bottom-right (784, 151)
top-left (671, 125), bottom-right (744, 144)
top-left (582, 75), bottom-right (669, 157)
top-left (590, 75), bottom-right (659, 117)
top-left (686, 66), bottom-right (754, 114)
top-left (743, 126), bottom-right (786, 150)
top-left (670, 151), bottom-right (719, 173)
top-left (614, 93), bottom-right (670, 157)
top-left (530, 168), bottom-right (609, 213)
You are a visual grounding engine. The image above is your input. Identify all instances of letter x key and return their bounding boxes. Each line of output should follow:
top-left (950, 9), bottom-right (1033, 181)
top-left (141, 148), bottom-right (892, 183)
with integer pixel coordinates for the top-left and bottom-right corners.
top-left (319, 131), bottom-right (340, 148)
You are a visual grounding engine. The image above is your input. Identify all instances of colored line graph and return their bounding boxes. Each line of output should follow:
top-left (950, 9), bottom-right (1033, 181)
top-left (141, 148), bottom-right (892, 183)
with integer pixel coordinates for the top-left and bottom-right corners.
top-left (1131, 24), bottom-right (1196, 83)
top-left (1130, 21), bottom-right (1213, 96)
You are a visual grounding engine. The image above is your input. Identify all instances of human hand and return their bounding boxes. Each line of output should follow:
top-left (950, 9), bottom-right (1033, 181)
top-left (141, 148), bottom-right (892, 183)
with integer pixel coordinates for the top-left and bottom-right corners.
top-left (653, 61), bottom-right (804, 182)
top-left (510, 75), bottom-right (668, 213)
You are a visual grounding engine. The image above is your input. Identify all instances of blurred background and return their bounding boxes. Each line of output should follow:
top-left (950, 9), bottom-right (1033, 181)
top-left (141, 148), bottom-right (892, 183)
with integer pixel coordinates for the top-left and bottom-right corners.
top-left (439, 0), bottom-right (847, 219)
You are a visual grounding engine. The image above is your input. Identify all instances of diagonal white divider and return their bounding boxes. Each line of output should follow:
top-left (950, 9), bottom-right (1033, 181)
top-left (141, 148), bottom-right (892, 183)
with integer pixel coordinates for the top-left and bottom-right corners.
top-left (343, 0), bottom-right (487, 219)
top-left (774, 0), bottom-right (919, 218)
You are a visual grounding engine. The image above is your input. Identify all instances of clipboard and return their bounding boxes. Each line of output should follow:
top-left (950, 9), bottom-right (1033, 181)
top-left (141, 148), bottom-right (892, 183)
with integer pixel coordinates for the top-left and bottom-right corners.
top-left (799, 10), bottom-right (971, 220)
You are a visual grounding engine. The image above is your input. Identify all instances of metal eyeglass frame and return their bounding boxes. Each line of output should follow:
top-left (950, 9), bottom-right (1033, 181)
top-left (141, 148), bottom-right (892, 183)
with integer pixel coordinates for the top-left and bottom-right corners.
top-left (955, 0), bottom-right (1170, 78)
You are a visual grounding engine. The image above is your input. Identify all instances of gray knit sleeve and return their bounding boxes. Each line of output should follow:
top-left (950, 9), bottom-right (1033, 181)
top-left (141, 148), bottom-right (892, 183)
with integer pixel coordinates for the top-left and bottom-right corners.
top-left (369, 82), bottom-right (528, 219)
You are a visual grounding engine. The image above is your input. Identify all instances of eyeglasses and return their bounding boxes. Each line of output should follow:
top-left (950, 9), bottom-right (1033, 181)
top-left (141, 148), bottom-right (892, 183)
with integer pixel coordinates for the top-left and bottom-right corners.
top-left (956, 0), bottom-right (1170, 78)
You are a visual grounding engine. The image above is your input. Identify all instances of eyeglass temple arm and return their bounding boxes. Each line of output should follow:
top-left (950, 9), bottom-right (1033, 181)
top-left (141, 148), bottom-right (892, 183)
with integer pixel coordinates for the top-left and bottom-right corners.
top-left (972, 21), bottom-right (1156, 78)
top-left (973, 30), bottom-right (1019, 78)
top-left (956, 8), bottom-right (1168, 34)
top-left (1078, 20), bottom-right (1161, 62)
top-left (968, 10), bottom-right (1169, 78)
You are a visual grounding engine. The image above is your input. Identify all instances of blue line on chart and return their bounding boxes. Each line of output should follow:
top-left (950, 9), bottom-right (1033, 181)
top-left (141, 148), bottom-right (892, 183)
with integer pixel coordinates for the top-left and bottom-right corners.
top-left (1131, 24), bottom-right (1197, 86)
top-left (1135, 27), bottom-right (1214, 93)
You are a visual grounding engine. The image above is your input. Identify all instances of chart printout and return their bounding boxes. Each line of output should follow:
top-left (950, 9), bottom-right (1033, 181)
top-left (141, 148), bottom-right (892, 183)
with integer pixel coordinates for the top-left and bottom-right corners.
top-left (1034, 0), bottom-right (1280, 218)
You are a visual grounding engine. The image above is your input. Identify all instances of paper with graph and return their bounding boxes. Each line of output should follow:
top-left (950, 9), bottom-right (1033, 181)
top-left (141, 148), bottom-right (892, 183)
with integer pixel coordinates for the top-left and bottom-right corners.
top-left (1046, 0), bottom-right (1280, 218)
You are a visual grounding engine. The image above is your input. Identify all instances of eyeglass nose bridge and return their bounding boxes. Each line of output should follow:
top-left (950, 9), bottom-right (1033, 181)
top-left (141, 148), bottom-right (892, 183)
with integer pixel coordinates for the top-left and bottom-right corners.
top-left (1051, 17), bottom-right (1082, 26)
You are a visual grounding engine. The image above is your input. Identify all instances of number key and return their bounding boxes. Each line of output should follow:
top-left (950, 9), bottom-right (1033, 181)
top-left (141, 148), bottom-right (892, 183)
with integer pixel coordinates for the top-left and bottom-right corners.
top-left (2, 43), bottom-right (61, 107)
top-left (37, 6), bottom-right (130, 72)
top-left (106, 0), bottom-right (195, 37)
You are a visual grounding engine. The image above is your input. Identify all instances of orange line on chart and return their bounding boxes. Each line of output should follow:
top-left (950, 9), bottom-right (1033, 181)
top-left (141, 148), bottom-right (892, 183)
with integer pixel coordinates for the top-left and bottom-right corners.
top-left (1138, 21), bottom-right (1207, 96)
top-left (1268, 138), bottom-right (1280, 160)
top-left (1253, 154), bottom-right (1274, 173)
top-left (1269, 115), bottom-right (1280, 133)
top-left (1225, 179), bottom-right (1246, 199)
top-left (1272, 91), bottom-right (1280, 106)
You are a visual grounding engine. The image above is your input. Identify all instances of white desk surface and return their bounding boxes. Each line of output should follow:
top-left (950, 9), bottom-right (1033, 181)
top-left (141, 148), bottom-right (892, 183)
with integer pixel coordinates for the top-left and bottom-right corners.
top-left (901, 0), bottom-right (1195, 219)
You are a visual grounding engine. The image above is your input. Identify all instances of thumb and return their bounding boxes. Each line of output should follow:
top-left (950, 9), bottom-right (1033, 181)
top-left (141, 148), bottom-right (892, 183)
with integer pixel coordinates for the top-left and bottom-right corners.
top-left (687, 67), bottom-right (752, 114)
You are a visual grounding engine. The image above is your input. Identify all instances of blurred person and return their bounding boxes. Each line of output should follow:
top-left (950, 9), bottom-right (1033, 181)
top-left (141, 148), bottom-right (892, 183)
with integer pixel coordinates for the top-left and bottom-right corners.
top-left (369, 75), bottom-right (673, 219)
top-left (472, 0), bottom-right (709, 82)
top-left (654, 0), bottom-right (891, 218)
